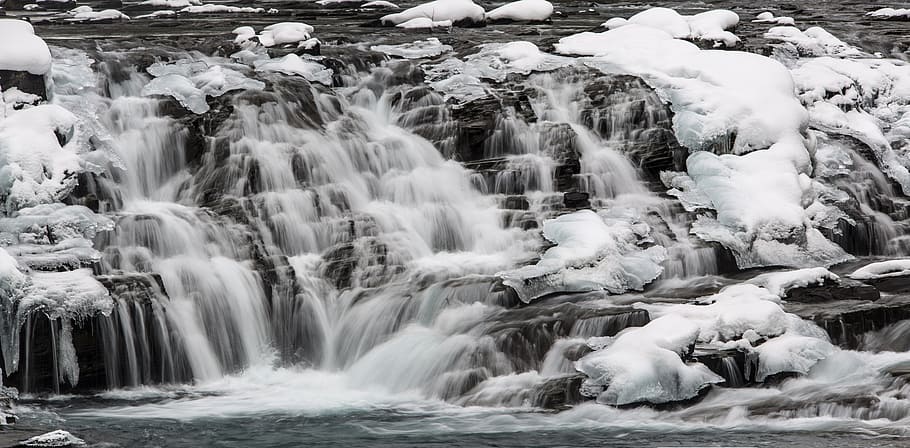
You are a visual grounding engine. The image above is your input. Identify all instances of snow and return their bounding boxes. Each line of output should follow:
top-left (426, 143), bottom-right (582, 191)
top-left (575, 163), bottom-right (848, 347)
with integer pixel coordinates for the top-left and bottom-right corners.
top-left (602, 7), bottom-right (740, 47)
top-left (139, 0), bottom-right (199, 7)
top-left (486, 0), bottom-right (552, 22)
top-left (764, 26), bottom-right (862, 57)
top-left (67, 9), bottom-right (130, 21)
top-left (233, 22), bottom-right (316, 48)
top-left (362, 1), bottom-right (398, 8)
top-left (753, 333), bottom-right (834, 381)
top-left (497, 209), bottom-right (666, 303)
top-left (747, 267), bottom-right (839, 297)
top-left (0, 248), bottom-right (27, 303)
top-left (752, 11), bottom-right (795, 26)
top-left (371, 38), bottom-right (453, 59)
top-left (395, 17), bottom-right (452, 28)
top-left (19, 430), bottom-right (86, 447)
top-left (142, 60), bottom-right (265, 114)
top-left (0, 105), bottom-right (86, 213)
top-left (557, 24), bottom-right (850, 269)
top-left (180, 4), bottom-right (264, 13)
top-left (866, 8), bottom-right (910, 19)
top-left (576, 315), bottom-right (724, 405)
top-left (0, 19), bottom-right (52, 75)
top-left (849, 259), bottom-right (910, 280)
top-left (380, 0), bottom-right (485, 26)
top-left (135, 10), bottom-right (177, 19)
top-left (254, 54), bottom-right (334, 86)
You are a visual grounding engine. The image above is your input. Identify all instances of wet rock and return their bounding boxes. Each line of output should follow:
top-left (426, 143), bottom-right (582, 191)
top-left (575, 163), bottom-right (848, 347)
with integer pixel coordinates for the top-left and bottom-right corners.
top-left (563, 191), bottom-right (590, 209)
top-left (532, 373), bottom-right (586, 410)
top-left (785, 278), bottom-right (880, 303)
top-left (786, 295), bottom-right (910, 349)
top-left (0, 70), bottom-right (47, 101)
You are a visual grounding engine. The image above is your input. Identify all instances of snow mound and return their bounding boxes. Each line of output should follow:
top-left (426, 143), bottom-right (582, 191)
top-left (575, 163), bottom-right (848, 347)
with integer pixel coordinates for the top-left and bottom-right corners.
top-left (486, 0), bottom-right (552, 22)
top-left (576, 315), bottom-right (723, 405)
top-left (20, 430), bottom-right (86, 447)
top-left (753, 333), bottom-right (834, 381)
top-left (497, 209), bottom-right (666, 303)
top-left (380, 0), bottom-right (485, 26)
top-left (139, 0), bottom-right (199, 8)
top-left (866, 8), bottom-right (910, 19)
top-left (752, 11), bottom-right (795, 26)
top-left (141, 60), bottom-right (265, 114)
top-left (396, 17), bottom-right (452, 28)
top-left (233, 23), bottom-right (317, 48)
top-left (747, 267), bottom-right (838, 297)
top-left (0, 19), bottom-right (52, 75)
top-left (602, 7), bottom-right (740, 47)
top-left (254, 54), bottom-right (334, 86)
top-left (371, 38), bottom-right (453, 59)
top-left (764, 26), bottom-right (862, 57)
top-left (849, 260), bottom-right (910, 280)
top-left (180, 4), bottom-right (264, 14)
top-left (67, 9), bottom-right (130, 21)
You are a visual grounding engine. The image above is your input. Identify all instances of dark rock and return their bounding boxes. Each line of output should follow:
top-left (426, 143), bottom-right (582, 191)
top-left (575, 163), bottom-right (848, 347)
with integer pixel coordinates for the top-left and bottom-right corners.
top-left (0, 70), bottom-right (47, 101)
top-left (563, 191), bottom-right (590, 209)
top-left (785, 278), bottom-right (880, 303)
top-left (786, 295), bottom-right (910, 349)
top-left (532, 373), bottom-right (586, 410)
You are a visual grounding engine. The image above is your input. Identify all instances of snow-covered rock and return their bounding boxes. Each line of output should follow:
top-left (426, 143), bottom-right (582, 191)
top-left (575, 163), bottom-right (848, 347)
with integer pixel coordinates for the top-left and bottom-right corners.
top-left (66, 9), bottom-right (130, 21)
top-left (866, 8), bottom-right (910, 20)
top-left (179, 4), bottom-right (264, 14)
top-left (396, 17), bottom-right (453, 28)
top-left (0, 19), bottom-right (52, 75)
top-left (19, 430), bottom-right (86, 447)
top-left (380, 0), bottom-right (485, 26)
top-left (747, 267), bottom-right (839, 297)
top-left (233, 22), bottom-right (316, 48)
top-left (752, 11), bottom-right (795, 26)
top-left (362, 1), bottom-right (398, 8)
top-left (849, 260), bottom-right (910, 280)
top-left (576, 315), bottom-right (723, 405)
top-left (139, 0), bottom-right (199, 8)
top-left (371, 38), bottom-right (453, 59)
top-left (602, 7), bottom-right (740, 47)
top-left (764, 26), bottom-right (862, 57)
top-left (497, 209), bottom-right (666, 303)
top-left (486, 0), bottom-right (552, 22)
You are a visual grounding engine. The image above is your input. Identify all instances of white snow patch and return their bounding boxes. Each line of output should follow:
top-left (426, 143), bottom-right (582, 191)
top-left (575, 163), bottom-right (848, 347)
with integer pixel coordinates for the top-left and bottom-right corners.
top-left (748, 267), bottom-right (839, 297)
top-left (0, 19), bottom-right (52, 75)
top-left (602, 7), bottom-right (740, 47)
top-left (866, 8), bottom-right (910, 19)
top-left (764, 26), bottom-right (862, 57)
top-left (20, 430), bottom-right (86, 447)
top-left (180, 4), bottom-right (264, 13)
top-left (849, 259), bottom-right (910, 280)
top-left (67, 9), bottom-right (130, 21)
top-left (486, 0), bottom-right (552, 22)
top-left (380, 0), bottom-right (485, 26)
top-left (363, 1), bottom-right (398, 8)
top-left (395, 17), bottom-right (453, 28)
top-left (139, 0), bottom-right (199, 8)
top-left (752, 11), bottom-right (795, 26)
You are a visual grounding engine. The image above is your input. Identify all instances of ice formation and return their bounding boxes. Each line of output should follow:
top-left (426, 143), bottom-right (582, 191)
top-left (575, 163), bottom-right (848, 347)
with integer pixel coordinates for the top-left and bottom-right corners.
top-left (19, 430), bottom-right (86, 447)
top-left (253, 54), bottom-right (334, 86)
top-left (602, 7), bottom-right (740, 47)
top-left (179, 4), bottom-right (265, 14)
top-left (371, 38), bottom-right (453, 59)
top-left (142, 60), bottom-right (265, 114)
top-left (485, 0), bottom-right (553, 22)
top-left (380, 0), bottom-right (485, 26)
top-left (497, 210), bottom-right (666, 303)
top-left (0, 19), bottom-right (52, 75)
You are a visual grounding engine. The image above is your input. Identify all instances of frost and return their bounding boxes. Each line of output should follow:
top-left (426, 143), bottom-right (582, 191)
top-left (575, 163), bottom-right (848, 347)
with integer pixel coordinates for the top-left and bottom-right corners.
top-left (497, 210), bottom-right (666, 303)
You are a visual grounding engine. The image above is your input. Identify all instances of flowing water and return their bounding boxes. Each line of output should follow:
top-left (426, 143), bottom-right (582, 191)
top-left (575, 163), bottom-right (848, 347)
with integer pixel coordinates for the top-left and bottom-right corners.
top-left (2, 0), bottom-right (910, 446)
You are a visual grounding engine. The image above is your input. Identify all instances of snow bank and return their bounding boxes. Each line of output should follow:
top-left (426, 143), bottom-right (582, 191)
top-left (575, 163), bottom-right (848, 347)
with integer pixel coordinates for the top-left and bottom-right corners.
top-left (747, 267), bottom-right (838, 297)
top-left (254, 54), bottom-right (333, 86)
top-left (497, 209), bottom-right (666, 303)
top-left (142, 60), bottom-right (265, 114)
top-left (576, 315), bottom-right (723, 405)
top-left (371, 38), bottom-right (453, 59)
top-left (486, 0), bottom-right (552, 22)
top-left (557, 24), bottom-right (849, 268)
top-left (0, 19), bottom-right (52, 75)
top-left (602, 7), bottom-right (740, 47)
top-left (849, 260), bottom-right (910, 280)
top-left (866, 8), bottom-right (910, 19)
top-left (752, 11), bottom-right (795, 26)
top-left (380, 0), bottom-right (485, 26)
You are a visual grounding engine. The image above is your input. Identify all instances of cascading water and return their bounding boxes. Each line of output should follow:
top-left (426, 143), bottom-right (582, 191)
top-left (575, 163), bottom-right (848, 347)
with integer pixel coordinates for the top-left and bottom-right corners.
top-left (4, 3), bottom-right (910, 446)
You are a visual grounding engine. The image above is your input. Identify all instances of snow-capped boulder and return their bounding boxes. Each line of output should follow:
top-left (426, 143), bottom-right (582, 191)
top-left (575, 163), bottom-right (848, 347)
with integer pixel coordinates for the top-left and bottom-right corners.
top-left (380, 0), bottom-right (485, 26)
top-left (486, 0), bottom-right (552, 22)
top-left (602, 7), bottom-right (740, 47)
